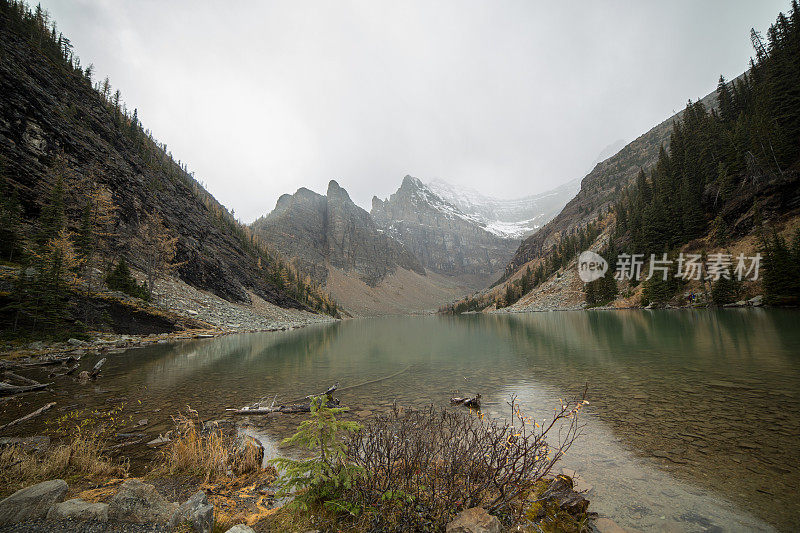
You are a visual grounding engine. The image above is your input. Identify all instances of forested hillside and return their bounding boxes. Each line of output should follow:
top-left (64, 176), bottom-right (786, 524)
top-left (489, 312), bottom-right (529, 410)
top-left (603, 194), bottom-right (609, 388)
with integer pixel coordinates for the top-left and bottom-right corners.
top-left (613, 5), bottom-right (800, 306)
top-left (446, 2), bottom-right (800, 312)
top-left (0, 0), bottom-right (338, 339)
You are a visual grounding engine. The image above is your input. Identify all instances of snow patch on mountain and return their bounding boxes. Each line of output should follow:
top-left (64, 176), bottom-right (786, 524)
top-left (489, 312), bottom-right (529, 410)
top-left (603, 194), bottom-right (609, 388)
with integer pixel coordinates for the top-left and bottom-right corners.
top-left (425, 178), bottom-right (579, 239)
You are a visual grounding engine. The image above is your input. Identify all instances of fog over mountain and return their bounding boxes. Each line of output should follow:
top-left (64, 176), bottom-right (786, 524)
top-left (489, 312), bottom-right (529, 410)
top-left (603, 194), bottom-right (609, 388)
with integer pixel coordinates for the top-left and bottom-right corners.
top-left (36, 1), bottom-right (785, 221)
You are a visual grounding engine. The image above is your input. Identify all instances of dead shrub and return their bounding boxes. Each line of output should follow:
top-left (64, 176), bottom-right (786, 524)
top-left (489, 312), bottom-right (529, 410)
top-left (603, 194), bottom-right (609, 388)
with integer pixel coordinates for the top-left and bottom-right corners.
top-left (344, 394), bottom-right (585, 530)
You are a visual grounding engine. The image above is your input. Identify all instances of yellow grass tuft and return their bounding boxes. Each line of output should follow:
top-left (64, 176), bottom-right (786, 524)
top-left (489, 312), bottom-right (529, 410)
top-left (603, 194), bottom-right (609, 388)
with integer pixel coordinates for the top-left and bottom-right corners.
top-left (154, 410), bottom-right (268, 483)
top-left (0, 434), bottom-right (127, 497)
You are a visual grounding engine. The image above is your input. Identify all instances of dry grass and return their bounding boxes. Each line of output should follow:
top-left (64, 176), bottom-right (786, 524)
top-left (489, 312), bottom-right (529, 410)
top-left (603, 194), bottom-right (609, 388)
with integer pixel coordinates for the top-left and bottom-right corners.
top-left (0, 434), bottom-right (127, 497)
top-left (154, 410), bottom-right (267, 483)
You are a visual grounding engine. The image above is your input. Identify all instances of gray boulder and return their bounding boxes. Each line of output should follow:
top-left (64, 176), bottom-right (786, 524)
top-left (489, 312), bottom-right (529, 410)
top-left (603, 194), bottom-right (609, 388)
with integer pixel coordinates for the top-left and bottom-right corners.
top-left (225, 525), bottom-right (256, 533)
top-left (107, 479), bottom-right (177, 524)
top-left (749, 295), bottom-right (764, 307)
top-left (0, 479), bottom-right (68, 526)
top-left (47, 498), bottom-right (108, 521)
top-left (445, 507), bottom-right (501, 533)
top-left (169, 490), bottom-right (214, 533)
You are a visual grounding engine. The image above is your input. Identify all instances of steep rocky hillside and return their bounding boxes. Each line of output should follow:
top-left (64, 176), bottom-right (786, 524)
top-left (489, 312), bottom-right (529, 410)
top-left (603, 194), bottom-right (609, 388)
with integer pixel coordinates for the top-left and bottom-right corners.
top-left (502, 88), bottom-right (721, 280)
top-left (251, 180), bottom-right (423, 286)
top-left (0, 4), bottom-right (333, 318)
top-left (251, 179), bottom-right (490, 315)
top-left (371, 176), bottom-right (518, 280)
top-left (425, 177), bottom-right (580, 239)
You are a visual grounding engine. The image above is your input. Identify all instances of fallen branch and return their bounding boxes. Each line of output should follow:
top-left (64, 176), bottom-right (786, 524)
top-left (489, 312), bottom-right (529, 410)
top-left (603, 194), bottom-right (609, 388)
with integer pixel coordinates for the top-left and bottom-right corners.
top-left (0, 402), bottom-right (56, 432)
top-left (20, 355), bottom-right (77, 367)
top-left (292, 381), bottom-right (339, 403)
top-left (234, 382), bottom-right (341, 415)
top-left (337, 365), bottom-right (412, 394)
top-left (89, 358), bottom-right (106, 379)
top-left (2, 371), bottom-right (42, 386)
top-left (0, 381), bottom-right (52, 396)
top-left (230, 398), bottom-right (340, 415)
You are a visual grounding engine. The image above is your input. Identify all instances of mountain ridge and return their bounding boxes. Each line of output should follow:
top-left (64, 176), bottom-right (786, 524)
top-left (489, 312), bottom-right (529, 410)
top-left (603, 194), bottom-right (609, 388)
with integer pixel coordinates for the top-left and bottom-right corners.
top-left (0, 3), bottom-right (339, 334)
top-left (251, 179), bottom-right (424, 288)
top-left (371, 175), bottom-right (519, 280)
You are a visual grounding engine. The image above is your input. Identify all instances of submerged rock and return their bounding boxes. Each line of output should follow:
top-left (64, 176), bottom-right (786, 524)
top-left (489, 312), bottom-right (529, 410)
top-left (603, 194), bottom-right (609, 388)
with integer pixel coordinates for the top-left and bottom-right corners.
top-left (0, 479), bottom-right (68, 526)
top-left (0, 436), bottom-right (50, 452)
top-left (593, 517), bottom-right (633, 532)
top-left (445, 507), bottom-right (501, 533)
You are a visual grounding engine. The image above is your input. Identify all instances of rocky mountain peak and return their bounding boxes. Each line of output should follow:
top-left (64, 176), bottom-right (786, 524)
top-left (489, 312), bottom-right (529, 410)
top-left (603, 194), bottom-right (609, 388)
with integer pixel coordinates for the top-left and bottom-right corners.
top-left (327, 179), bottom-right (347, 197)
top-left (253, 181), bottom-right (423, 288)
top-left (371, 176), bottom-right (518, 280)
top-left (401, 175), bottom-right (424, 189)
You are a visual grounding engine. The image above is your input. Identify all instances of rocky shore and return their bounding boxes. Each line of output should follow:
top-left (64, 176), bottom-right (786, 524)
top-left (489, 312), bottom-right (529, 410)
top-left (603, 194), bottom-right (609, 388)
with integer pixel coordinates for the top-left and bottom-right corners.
top-left (0, 273), bottom-right (337, 359)
top-left (0, 478), bottom-right (256, 533)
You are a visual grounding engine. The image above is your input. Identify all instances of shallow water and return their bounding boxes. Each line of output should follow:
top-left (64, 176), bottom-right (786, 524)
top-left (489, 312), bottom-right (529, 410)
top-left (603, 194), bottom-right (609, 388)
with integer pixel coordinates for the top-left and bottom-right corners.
top-left (3, 309), bottom-right (799, 531)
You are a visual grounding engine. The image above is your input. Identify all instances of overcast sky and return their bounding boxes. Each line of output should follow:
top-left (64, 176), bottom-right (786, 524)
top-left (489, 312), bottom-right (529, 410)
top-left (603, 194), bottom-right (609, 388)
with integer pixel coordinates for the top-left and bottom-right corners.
top-left (40, 1), bottom-right (786, 221)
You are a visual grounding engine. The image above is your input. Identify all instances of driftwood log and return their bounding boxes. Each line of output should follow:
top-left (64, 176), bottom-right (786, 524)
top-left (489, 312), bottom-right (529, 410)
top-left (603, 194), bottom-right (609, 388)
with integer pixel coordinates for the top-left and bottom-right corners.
top-left (20, 355), bottom-right (78, 367)
top-left (230, 382), bottom-right (340, 415)
top-left (89, 358), bottom-right (106, 379)
top-left (0, 402), bottom-right (56, 432)
top-left (450, 393), bottom-right (481, 409)
top-left (0, 381), bottom-right (51, 396)
top-left (2, 371), bottom-right (41, 386)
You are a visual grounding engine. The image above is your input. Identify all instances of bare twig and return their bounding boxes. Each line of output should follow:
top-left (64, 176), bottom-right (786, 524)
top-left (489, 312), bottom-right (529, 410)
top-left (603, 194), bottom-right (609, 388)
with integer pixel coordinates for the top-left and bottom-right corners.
top-left (0, 402), bottom-right (56, 432)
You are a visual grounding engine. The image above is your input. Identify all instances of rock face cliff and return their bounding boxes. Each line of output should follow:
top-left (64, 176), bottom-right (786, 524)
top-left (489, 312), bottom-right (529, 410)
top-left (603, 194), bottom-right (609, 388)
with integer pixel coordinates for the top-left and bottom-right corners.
top-left (0, 14), bottom-right (310, 310)
top-left (252, 180), bottom-right (424, 287)
top-left (371, 176), bottom-right (518, 279)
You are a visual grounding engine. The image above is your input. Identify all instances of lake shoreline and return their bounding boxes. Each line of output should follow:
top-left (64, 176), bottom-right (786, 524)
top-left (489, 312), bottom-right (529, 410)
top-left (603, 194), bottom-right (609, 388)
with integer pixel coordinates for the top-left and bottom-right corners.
top-left (0, 311), bottom-right (792, 531)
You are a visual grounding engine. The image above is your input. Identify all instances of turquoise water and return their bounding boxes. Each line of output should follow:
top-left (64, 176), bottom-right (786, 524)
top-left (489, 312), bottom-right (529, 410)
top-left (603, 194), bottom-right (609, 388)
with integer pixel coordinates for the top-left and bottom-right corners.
top-left (5, 309), bottom-right (799, 531)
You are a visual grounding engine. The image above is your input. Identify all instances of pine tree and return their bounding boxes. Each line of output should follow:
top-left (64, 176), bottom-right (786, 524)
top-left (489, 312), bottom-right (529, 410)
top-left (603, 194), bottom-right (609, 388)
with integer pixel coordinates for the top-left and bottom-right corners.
top-left (270, 396), bottom-right (363, 512)
top-left (717, 75), bottom-right (735, 122)
top-left (106, 258), bottom-right (148, 300)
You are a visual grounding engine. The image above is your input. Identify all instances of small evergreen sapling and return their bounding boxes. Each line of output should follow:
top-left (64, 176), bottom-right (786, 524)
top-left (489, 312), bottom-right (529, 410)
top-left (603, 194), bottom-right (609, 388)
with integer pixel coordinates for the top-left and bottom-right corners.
top-left (270, 396), bottom-right (364, 513)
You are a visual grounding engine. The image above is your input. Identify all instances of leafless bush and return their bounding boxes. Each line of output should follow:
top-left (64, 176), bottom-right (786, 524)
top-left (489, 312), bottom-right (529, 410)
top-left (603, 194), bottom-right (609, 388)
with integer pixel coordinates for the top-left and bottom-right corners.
top-left (345, 393), bottom-right (586, 529)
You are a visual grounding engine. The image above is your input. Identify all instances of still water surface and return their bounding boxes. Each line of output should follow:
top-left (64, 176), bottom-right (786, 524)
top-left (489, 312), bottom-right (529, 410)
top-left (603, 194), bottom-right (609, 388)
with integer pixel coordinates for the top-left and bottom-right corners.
top-left (12, 309), bottom-right (800, 531)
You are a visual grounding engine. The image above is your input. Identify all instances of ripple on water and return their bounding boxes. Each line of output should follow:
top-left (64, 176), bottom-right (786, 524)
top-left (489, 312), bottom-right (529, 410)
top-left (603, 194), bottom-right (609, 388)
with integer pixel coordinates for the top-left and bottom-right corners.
top-left (1, 310), bottom-right (798, 531)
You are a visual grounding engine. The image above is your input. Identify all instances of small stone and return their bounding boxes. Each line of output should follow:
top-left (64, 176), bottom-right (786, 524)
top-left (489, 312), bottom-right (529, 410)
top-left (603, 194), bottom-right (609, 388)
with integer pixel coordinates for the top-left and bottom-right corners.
top-left (137, 418), bottom-right (149, 426)
top-left (445, 507), bottom-right (501, 533)
top-left (225, 525), bottom-right (256, 533)
top-left (187, 309), bottom-right (199, 316)
top-left (47, 499), bottom-right (108, 522)
top-left (594, 517), bottom-right (632, 533)
top-left (107, 479), bottom-right (177, 524)
top-left (170, 491), bottom-right (213, 533)
top-left (0, 479), bottom-right (68, 526)
top-left (67, 338), bottom-right (87, 346)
